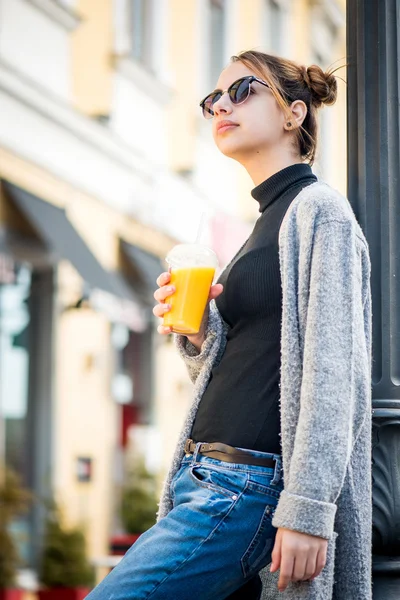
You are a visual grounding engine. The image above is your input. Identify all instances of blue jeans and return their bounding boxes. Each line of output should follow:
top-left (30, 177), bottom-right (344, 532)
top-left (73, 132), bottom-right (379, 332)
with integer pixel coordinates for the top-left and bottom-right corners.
top-left (86, 444), bottom-right (283, 600)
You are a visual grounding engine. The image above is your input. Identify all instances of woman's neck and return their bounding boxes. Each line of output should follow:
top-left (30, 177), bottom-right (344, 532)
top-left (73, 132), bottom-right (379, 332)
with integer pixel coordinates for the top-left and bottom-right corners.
top-left (241, 152), bottom-right (304, 187)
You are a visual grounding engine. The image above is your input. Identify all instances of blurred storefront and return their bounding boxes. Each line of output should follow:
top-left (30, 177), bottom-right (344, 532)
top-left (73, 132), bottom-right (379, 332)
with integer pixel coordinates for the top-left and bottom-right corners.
top-left (0, 176), bottom-right (166, 568)
top-left (0, 254), bottom-right (52, 568)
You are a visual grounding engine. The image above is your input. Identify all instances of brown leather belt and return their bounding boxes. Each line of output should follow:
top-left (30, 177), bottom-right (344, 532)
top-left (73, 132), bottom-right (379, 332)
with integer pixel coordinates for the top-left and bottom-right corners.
top-left (184, 438), bottom-right (276, 468)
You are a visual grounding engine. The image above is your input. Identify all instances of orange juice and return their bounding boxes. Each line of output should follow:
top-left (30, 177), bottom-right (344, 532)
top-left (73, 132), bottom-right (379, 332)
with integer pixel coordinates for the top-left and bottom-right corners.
top-left (163, 266), bottom-right (216, 334)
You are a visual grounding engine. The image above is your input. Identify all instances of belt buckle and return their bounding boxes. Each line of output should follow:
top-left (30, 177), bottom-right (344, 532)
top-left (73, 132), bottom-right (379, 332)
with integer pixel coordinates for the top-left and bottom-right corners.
top-left (184, 438), bottom-right (193, 454)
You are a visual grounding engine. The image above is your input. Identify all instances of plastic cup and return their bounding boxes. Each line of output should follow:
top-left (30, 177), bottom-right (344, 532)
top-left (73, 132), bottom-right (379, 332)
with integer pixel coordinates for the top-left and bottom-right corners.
top-left (163, 243), bottom-right (219, 335)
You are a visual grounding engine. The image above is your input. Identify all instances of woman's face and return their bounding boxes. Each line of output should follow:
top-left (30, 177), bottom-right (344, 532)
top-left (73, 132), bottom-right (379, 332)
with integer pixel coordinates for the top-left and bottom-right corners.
top-left (210, 62), bottom-right (290, 162)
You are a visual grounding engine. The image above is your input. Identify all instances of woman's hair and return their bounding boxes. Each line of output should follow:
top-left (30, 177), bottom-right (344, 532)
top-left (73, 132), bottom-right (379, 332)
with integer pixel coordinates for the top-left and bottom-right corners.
top-left (230, 50), bottom-right (340, 165)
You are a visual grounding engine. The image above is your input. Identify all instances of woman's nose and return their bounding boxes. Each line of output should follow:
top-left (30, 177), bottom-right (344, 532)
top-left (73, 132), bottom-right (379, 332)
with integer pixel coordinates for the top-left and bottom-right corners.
top-left (213, 93), bottom-right (233, 116)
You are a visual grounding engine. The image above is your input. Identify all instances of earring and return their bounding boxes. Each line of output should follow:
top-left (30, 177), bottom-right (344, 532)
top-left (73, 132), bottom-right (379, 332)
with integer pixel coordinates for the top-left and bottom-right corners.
top-left (286, 121), bottom-right (292, 128)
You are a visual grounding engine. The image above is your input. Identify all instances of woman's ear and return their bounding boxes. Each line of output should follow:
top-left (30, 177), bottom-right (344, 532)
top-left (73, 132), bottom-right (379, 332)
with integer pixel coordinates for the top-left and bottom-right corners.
top-left (284, 100), bottom-right (308, 130)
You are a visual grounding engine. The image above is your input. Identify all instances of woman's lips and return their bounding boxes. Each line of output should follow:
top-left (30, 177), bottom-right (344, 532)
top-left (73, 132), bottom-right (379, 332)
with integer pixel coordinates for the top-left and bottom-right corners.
top-left (217, 124), bottom-right (239, 134)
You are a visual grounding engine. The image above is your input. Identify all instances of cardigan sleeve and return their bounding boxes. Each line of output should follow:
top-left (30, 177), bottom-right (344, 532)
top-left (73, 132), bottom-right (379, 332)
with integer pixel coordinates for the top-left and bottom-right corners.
top-left (174, 300), bottom-right (227, 384)
top-left (272, 219), bottom-right (364, 540)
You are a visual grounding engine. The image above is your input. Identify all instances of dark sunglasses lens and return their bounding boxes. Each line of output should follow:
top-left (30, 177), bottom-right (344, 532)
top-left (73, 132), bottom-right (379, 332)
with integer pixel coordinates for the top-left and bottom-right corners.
top-left (202, 93), bottom-right (221, 119)
top-left (230, 78), bottom-right (250, 104)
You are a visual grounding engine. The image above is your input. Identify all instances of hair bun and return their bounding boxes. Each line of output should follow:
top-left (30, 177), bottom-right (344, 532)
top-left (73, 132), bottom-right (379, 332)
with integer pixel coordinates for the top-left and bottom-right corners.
top-left (304, 64), bottom-right (338, 107)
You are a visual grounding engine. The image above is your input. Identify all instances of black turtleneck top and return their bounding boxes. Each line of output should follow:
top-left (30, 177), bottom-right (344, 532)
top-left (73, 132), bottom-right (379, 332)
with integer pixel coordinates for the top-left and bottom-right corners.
top-left (190, 164), bottom-right (317, 454)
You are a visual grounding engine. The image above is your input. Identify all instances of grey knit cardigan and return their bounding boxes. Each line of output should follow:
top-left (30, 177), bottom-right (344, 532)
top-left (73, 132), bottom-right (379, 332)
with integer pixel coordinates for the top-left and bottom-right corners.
top-left (156, 180), bottom-right (373, 600)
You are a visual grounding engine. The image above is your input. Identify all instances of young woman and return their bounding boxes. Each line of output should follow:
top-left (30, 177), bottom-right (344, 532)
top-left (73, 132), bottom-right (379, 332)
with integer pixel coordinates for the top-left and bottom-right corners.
top-left (87, 51), bottom-right (372, 600)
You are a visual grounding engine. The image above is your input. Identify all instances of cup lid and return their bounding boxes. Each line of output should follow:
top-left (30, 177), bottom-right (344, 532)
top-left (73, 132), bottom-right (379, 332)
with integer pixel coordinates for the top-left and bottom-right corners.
top-left (165, 243), bottom-right (219, 268)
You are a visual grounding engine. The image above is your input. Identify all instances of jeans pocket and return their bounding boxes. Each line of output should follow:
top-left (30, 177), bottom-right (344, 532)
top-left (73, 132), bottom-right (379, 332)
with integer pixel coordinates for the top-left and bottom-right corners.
top-left (170, 464), bottom-right (186, 505)
top-left (240, 503), bottom-right (277, 578)
top-left (189, 464), bottom-right (247, 499)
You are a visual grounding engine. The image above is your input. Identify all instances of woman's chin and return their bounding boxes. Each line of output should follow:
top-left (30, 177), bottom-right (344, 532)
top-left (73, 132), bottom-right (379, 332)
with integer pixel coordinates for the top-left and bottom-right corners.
top-left (216, 141), bottom-right (244, 160)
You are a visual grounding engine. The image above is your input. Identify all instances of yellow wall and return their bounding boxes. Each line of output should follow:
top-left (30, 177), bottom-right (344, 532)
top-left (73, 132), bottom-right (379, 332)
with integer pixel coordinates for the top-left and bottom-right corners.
top-left (166, 0), bottom-right (199, 172)
top-left (237, 0), bottom-right (265, 50)
top-left (291, 0), bottom-right (312, 61)
top-left (71, 0), bottom-right (113, 116)
top-left (54, 305), bottom-right (116, 560)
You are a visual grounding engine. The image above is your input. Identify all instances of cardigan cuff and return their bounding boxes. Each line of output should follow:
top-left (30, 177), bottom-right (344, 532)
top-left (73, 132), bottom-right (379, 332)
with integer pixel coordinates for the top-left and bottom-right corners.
top-left (272, 490), bottom-right (337, 540)
top-left (174, 329), bottom-right (216, 363)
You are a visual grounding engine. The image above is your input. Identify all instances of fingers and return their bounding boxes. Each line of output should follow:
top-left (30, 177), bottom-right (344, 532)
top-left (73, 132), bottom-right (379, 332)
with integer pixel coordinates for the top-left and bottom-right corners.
top-left (278, 553), bottom-right (294, 592)
top-left (153, 283), bottom-right (175, 304)
top-left (208, 283), bottom-right (224, 301)
top-left (154, 272), bottom-right (174, 335)
top-left (270, 529), bottom-right (282, 574)
top-left (292, 553), bottom-right (307, 582)
top-left (157, 324), bottom-right (172, 335)
top-left (274, 529), bottom-right (328, 591)
top-left (302, 550), bottom-right (318, 582)
top-left (156, 271), bottom-right (171, 288)
top-left (311, 547), bottom-right (327, 580)
top-left (153, 302), bottom-right (171, 318)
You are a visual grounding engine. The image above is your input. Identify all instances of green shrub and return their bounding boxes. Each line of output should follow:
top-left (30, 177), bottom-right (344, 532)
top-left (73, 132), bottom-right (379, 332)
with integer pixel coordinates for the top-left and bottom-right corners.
top-left (0, 467), bottom-right (33, 589)
top-left (39, 505), bottom-right (95, 589)
top-left (120, 459), bottom-right (158, 535)
top-left (0, 525), bottom-right (20, 588)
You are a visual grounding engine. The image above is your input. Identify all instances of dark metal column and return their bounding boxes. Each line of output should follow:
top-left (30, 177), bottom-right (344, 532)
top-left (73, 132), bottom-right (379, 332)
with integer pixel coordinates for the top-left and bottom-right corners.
top-left (347, 1), bottom-right (400, 598)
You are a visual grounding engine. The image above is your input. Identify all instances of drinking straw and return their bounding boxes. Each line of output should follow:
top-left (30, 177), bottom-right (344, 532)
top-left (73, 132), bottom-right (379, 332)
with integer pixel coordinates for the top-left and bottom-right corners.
top-left (195, 211), bottom-right (206, 244)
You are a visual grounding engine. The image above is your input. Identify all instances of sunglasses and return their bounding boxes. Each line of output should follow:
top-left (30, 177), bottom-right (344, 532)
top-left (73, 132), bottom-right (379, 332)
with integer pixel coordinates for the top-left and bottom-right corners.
top-left (199, 75), bottom-right (271, 119)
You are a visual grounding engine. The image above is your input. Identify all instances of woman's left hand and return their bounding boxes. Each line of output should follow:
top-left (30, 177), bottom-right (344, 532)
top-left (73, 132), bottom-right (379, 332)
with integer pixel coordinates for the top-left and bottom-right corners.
top-left (270, 527), bottom-right (328, 592)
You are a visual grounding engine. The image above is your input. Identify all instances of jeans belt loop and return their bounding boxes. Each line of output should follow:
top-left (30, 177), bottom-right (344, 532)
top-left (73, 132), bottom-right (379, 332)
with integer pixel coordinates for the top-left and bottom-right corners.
top-left (193, 442), bottom-right (203, 462)
top-left (271, 455), bottom-right (282, 486)
top-left (184, 438), bottom-right (192, 454)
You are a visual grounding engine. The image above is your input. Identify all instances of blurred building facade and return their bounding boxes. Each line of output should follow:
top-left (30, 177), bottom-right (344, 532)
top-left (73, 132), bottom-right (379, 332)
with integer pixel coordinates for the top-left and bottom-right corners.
top-left (0, 0), bottom-right (346, 580)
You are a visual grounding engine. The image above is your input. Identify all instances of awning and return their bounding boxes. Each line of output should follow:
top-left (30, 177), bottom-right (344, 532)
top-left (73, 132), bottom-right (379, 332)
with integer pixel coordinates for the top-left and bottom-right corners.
top-left (3, 182), bottom-right (134, 301)
top-left (121, 240), bottom-right (164, 302)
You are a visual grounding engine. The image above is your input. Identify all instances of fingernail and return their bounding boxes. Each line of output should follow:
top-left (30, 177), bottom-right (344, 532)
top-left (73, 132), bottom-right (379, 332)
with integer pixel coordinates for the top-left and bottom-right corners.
top-left (164, 304), bottom-right (171, 311)
top-left (167, 286), bottom-right (174, 292)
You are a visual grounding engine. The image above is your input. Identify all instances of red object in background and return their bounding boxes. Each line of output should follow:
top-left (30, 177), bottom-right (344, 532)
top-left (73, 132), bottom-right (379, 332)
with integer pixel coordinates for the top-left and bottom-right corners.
top-left (110, 533), bottom-right (141, 555)
top-left (121, 404), bottom-right (139, 448)
top-left (0, 590), bottom-right (24, 600)
top-left (37, 589), bottom-right (91, 600)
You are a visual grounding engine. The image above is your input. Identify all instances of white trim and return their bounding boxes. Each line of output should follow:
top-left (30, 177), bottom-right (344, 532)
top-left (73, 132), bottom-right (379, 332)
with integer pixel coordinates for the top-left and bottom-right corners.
top-left (152, 0), bottom-right (171, 84)
top-left (262, 0), bottom-right (291, 55)
top-left (195, 0), bottom-right (209, 99)
top-left (113, 56), bottom-right (174, 106)
top-left (271, 0), bottom-right (290, 8)
top-left (319, 0), bottom-right (345, 29)
top-left (224, 0), bottom-right (239, 57)
top-left (114, 0), bottom-right (131, 55)
top-left (0, 57), bottom-right (151, 180)
top-left (21, 0), bottom-right (81, 31)
top-left (310, 0), bottom-right (344, 65)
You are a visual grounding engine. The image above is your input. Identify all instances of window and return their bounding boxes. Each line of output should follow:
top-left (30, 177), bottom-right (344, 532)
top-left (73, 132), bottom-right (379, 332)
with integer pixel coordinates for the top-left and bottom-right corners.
top-left (0, 260), bottom-right (54, 566)
top-left (1, 263), bottom-right (32, 478)
top-left (267, 0), bottom-right (284, 53)
top-left (208, 0), bottom-right (226, 89)
top-left (130, 0), bottom-right (154, 70)
top-left (122, 326), bottom-right (154, 425)
top-left (57, 0), bottom-right (77, 8)
top-left (112, 321), bottom-right (154, 432)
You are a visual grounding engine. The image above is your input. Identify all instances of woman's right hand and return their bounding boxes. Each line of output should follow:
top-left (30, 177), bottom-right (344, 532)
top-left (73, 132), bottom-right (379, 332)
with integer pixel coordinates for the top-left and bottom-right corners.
top-left (153, 271), bottom-right (223, 350)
